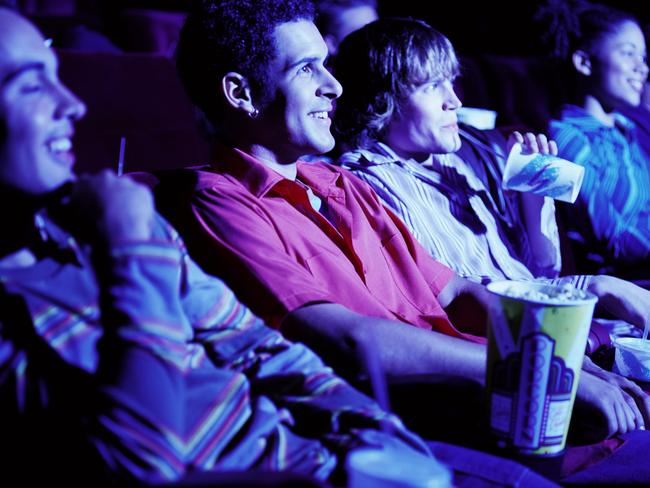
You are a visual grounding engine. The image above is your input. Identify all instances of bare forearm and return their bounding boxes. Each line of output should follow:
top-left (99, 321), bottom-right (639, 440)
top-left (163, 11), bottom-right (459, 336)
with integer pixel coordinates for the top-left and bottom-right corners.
top-left (520, 194), bottom-right (560, 274)
top-left (438, 274), bottom-right (490, 309)
top-left (283, 303), bottom-right (487, 383)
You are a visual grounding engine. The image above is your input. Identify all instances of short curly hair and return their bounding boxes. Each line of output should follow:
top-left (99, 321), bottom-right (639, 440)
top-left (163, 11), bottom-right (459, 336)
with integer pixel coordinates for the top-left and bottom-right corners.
top-left (333, 18), bottom-right (459, 149)
top-left (176, 0), bottom-right (315, 133)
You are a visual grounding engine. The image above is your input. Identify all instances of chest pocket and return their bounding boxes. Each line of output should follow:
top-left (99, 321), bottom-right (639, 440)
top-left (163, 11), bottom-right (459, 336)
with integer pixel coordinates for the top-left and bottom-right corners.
top-left (303, 245), bottom-right (356, 280)
top-left (370, 233), bottom-right (437, 316)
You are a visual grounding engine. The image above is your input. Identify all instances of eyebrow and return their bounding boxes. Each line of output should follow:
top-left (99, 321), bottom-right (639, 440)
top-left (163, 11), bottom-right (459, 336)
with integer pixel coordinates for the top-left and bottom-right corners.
top-left (286, 56), bottom-right (323, 72)
top-left (1, 62), bottom-right (45, 86)
top-left (617, 41), bottom-right (643, 50)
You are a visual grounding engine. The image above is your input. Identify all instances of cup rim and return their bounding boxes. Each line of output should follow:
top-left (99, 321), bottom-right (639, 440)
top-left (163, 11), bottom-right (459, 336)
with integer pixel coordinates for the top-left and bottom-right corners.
top-left (613, 336), bottom-right (650, 353)
top-left (486, 280), bottom-right (598, 307)
top-left (346, 447), bottom-right (452, 486)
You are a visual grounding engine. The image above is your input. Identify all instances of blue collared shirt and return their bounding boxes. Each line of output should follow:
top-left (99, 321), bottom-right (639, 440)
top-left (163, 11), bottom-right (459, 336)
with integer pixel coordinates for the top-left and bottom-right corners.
top-left (550, 105), bottom-right (650, 266)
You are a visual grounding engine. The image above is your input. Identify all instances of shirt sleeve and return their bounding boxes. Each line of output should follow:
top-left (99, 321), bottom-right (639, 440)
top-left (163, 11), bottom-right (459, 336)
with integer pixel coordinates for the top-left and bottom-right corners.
top-left (178, 185), bottom-right (343, 327)
top-left (190, 299), bottom-right (431, 458)
top-left (0, 225), bottom-right (193, 483)
top-left (91, 235), bottom-right (193, 481)
top-left (176, 246), bottom-right (432, 459)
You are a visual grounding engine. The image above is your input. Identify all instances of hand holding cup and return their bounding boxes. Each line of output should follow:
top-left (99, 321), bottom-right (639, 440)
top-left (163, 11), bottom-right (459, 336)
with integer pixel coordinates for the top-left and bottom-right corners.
top-left (503, 132), bottom-right (584, 203)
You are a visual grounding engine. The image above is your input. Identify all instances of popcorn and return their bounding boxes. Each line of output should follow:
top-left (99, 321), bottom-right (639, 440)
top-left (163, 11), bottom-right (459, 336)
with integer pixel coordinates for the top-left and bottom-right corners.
top-left (501, 283), bottom-right (589, 302)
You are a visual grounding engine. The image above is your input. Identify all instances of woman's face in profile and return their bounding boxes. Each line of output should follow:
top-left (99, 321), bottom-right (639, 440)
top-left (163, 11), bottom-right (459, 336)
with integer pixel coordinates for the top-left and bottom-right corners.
top-left (589, 20), bottom-right (648, 109)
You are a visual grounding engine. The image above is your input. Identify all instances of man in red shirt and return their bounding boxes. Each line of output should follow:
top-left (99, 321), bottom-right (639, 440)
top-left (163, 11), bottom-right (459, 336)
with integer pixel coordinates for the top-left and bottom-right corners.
top-left (159, 0), bottom-right (650, 443)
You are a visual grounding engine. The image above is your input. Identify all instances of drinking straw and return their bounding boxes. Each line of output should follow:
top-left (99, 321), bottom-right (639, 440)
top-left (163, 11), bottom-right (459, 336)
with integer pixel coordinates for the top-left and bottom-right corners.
top-left (117, 137), bottom-right (126, 176)
top-left (458, 128), bottom-right (508, 161)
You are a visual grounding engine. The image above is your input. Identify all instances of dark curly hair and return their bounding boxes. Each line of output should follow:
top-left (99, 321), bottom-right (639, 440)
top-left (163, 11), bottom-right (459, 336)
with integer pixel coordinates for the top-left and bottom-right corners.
top-left (176, 0), bottom-right (315, 134)
top-left (535, 0), bottom-right (639, 60)
top-left (333, 18), bottom-right (458, 150)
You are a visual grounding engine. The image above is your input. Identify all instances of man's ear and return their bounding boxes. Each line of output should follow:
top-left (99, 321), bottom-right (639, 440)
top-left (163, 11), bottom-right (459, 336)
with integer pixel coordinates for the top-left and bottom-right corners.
top-left (572, 50), bottom-right (592, 76)
top-left (222, 72), bottom-right (257, 116)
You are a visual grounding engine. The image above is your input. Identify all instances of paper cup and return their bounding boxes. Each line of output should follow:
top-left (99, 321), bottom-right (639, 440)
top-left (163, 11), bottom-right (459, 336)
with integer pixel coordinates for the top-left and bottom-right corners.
top-left (613, 337), bottom-right (650, 382)
top-left (486, 281), bottom-right (597, 456)
top-left (457, 107), bottom-right (498, 130)
top-left (347, 448), bottom-right (452, 488)
top-left (502, 143), bottom-right (585, 203)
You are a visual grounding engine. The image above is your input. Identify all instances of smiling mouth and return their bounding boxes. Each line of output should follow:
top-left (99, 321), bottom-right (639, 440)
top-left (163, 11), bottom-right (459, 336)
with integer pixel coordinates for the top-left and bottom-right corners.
top-left (48, 137), bottom-right (72, 153)
top-left (46, 136), bottom-right (75, 165)
top-left (629, 79), bottom-right (644, 93)
top-left (308, 111), bottom-right (331, 121)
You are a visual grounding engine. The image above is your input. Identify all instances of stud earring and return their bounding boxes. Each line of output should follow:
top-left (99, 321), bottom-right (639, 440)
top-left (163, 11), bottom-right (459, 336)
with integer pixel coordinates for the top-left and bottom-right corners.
top-left (248, 108), bottom-right (260, 119)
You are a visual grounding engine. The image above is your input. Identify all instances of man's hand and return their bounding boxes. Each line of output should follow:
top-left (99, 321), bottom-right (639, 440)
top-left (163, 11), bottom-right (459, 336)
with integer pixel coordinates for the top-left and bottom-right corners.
top-left (588, 275), bottom-right (650, 332)
top-left (507, 131), bottom-right (558, 156)
top-left (54, 170), bottom-right (155, 247)
top-left (573, 364), bottom-right (649, 442)
top-left (582, 357), bottom-right (650, 429)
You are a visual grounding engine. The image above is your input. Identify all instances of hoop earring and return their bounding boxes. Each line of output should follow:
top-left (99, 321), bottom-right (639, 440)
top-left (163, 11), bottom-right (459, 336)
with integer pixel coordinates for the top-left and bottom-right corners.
top-left (248, 108), bottom-right (259, 119)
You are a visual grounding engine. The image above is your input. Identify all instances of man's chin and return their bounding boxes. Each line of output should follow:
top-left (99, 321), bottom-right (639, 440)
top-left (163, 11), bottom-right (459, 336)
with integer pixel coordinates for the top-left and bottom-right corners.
top-left (307, 138), bottom-right (336, 157)
top-left (433, 138), bottom-right (462, 155)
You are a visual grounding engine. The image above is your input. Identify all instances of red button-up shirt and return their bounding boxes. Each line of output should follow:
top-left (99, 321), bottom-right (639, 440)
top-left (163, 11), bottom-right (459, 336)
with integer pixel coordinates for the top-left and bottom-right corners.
top-left (159, 146), bottom-right (478, 341)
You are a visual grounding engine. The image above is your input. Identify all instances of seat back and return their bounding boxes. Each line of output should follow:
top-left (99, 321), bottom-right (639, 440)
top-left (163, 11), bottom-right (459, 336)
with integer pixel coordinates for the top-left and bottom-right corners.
top-left (57, 49), bottom-right (210, 175)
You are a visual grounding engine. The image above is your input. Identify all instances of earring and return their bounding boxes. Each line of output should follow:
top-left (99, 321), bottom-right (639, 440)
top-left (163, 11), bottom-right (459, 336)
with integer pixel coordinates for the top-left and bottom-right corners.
top-left (248, 108), bottom-right (259, 119)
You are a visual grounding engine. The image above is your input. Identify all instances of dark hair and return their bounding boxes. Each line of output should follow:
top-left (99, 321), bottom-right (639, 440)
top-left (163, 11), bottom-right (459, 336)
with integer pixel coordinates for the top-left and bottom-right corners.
top-left (315, 0), bottom-right (377, 37)
top-left (0, 5), bottom-right (19, 145)
top-left (333, 17), bottom-right (458, 149)
top-left (176, 0), bottom-right (315, 132)
top-left (536, 0), bottom-right (640, 60)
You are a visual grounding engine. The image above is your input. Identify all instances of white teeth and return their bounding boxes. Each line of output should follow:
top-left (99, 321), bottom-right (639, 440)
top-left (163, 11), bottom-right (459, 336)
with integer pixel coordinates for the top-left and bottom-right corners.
top-left (309, 111), bottom-right (328, 119)
top-left (48, 138), bottom-right (72, 152)
top-left (629, 80), bottom-right (643, 91)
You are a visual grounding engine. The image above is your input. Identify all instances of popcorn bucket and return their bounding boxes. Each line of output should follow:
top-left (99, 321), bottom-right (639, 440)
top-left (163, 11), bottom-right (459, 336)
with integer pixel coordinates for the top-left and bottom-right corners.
top-left (486, 281), bottom-right (597, 456)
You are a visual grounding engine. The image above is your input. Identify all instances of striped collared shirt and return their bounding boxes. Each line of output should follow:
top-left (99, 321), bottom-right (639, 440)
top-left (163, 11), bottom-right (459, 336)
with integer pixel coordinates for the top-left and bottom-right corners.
top-left (0, 214), bottom-right (426, 483)
top-left (339, 138), bottom-right (590, 291)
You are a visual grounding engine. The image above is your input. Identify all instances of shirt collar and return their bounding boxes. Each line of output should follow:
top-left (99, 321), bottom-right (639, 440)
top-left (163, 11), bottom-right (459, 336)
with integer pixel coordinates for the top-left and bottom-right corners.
top-left (342, 140), bottom-right (445, 174)
top-left (558, 104), bottom-right (637, 133)
top-left (210, 142), bottom-right (342, 199)
top-left (339, 141), bottom-right (399, 168)
top-left (34, 212), bottom-right (83, 265)
top-left (296, 161), bottom-right (344, 199)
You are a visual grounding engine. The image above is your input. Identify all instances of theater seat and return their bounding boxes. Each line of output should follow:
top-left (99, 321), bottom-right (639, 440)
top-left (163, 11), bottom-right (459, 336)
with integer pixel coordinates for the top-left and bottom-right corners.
top-left (57, 50), bottom-right (210, 175)
top-left (116, 8), bottom-right (187, 55)
top-left (456, 55), bottom-right (569, 132)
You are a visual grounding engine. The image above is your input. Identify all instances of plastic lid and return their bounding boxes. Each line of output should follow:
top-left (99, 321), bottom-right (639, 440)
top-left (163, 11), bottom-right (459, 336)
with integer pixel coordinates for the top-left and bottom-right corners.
top-left (347, 448), bottom-right (452, 488)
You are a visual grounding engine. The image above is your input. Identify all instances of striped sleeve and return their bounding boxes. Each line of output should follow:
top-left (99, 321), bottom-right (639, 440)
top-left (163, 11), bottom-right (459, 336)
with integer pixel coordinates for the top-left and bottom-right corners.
top-left (181, 254), bottom-right (432, 458)
top-left (239, 331), bottom-right (432, 457)
top-left (90, 237), bottom-right (194, 482)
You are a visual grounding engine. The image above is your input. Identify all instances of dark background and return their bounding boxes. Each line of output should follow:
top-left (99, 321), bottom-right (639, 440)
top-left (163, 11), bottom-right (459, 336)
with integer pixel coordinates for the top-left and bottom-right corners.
top-left (20, 1), bottom-right (650, 57)
top-left (378, 0), bottom-right (650, 57)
